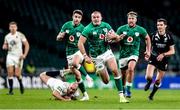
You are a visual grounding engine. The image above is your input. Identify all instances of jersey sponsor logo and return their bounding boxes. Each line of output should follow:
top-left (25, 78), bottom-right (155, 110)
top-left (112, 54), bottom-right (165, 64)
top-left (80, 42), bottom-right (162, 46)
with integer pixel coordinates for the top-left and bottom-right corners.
top-left (76, 32), bottom-right (81, 37)
top-left (108, 29), bottom-right (114, 33)
top-left (65, 30), bottom-right (70, 34)
top-left (127, 36), bottom-right (133, 42)
top-left (103, 28), bottom-right (108, 33)
top-left (164, 37), bottom-right (168, 42)
top-left (10, 40), bottom-right (16, 46)
top-left (165, 64), bottom-right (168, 70)
top-left (123, 31), bottom-right (127, 35)
top-left (135, 32), bottom-right (140, 37)
top-left (155, 37), bottom-right (159, 41)
top-left (156, 43), bottom-right (166, 48)
top-left (69, 35), bottom-right (75, 42)
top-left (93, 31), bottom-right (97, 35)
top-left (99, 34), bottom-right (105, 39)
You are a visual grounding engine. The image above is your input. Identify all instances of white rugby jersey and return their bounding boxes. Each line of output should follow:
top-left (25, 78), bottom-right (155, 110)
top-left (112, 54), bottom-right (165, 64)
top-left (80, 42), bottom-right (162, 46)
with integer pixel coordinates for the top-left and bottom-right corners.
top-left (53, 80), bottom-right (70, 96)
top-left (4, 31), bottom-right (27, 56)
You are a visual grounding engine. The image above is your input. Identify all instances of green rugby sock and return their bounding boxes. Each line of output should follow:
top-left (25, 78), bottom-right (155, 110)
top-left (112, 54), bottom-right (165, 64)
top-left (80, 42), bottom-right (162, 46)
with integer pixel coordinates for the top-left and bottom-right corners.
top-left (114, 76), bottom-right (123, 93)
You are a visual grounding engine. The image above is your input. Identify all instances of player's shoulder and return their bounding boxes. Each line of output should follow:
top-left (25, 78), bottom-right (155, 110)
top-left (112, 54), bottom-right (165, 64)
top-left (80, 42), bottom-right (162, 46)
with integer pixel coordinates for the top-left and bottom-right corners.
top-left (136, 25), bottom-right (146, 30)
top-left (166, 31), bottom-right (173, 36)
top-left (101, 21), bottom-right (111, 27)
top-left (5, 33), bottom-right (11, 38)
top-left (63, 21), bottom-right (72, 26)
top-left (166, 31), bottom-right (174, 40)
top-left (101, 21), bottom-right (110, 25)
top-left (79, 23), bottom-right (85, 28)
top-left (150, 32), bottom-right (156, 36)
top-left (17, 31), bottom-right (26, 37)
top-left (117, 24), bottom-right (128, 30)
top-left (84, 23), bottom-right (93, 29)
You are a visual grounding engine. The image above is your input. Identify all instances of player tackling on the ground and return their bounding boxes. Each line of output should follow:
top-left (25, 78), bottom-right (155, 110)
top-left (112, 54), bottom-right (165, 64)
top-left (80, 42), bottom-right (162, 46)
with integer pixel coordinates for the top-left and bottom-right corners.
top-left (40, 72), bottom-right (79, 101)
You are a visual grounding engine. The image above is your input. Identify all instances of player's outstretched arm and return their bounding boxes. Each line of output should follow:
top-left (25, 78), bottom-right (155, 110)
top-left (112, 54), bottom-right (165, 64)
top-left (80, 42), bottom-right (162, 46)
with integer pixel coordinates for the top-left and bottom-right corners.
top-left (157, 45), bottom-right (175, 61)
top-left (2, 37), bottom-right (8, 50)
top-left (52, 90), bottom-right (71, 101)
top-left (22, 40), bottom-right (30, 59)
top-left (106, 32), bottom-right (125, 42)
top-left (163, 45), bottom-right (175, 56)
top-left (78, 35), bottom-right (87, 55)
top-left (56, 32), bottom-right (66, 41)
top-left (78, 35), bottom-right (92, 63)
top-left (144, 34), bottom-right (151, 61)
top-left (2, 43), bottom-right (8, 50)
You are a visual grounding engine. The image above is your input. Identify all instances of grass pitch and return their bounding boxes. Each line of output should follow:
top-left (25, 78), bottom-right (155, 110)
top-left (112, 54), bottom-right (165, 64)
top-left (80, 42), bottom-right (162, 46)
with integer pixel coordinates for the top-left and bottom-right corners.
top-left (0, 88), bottom-right (180, 109)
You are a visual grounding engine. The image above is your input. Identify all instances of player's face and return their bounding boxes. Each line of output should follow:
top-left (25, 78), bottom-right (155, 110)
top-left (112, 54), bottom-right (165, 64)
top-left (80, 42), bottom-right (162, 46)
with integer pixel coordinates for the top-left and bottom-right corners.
top-left (67, 83), bottom-right (78, 95)
top-left (91, 12), bottom-right (102, 26)
top-left (128, 16), bottom-right (137, 27)
top-left (72, 13), bottom-right (82, 25)
top-left (157, 21), bottom-right (167, 33)
top-left (9, 24), bottom-right (17, 33)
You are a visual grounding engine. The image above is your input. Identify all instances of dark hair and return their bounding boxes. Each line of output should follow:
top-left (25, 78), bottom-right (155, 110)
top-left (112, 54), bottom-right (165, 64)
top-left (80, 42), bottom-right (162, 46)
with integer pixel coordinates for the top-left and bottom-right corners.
top-left (127, 11), bottom-right (138, 17)
top-left (9, 21), bottom-right (17, 26)
top-left (157, 18), bottom-right (167, 25)
top-left (73, 9), bottom-right (83, 16)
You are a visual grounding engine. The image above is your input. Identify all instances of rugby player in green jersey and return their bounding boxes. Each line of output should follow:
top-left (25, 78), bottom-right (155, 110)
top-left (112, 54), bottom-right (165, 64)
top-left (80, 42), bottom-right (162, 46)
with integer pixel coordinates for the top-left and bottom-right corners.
top-left (106, 11), bottom-right (151, 98)
top-left (78, 11), bottom-right (129, 103)
top-left (56, 10), bottom-right (93, 101)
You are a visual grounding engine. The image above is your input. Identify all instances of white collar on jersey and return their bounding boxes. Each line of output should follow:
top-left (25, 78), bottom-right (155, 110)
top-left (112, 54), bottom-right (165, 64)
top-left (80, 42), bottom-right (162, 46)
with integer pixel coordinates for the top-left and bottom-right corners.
top-left (10, 31), bottom-right (17, 36)
top-left (155, 32), bottom-right (167, 39)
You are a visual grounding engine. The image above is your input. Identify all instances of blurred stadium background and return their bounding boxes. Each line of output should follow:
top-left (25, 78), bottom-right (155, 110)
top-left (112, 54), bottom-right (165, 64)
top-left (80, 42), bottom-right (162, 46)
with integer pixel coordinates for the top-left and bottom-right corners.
top-left (0, 0), bottom-right (180, 90)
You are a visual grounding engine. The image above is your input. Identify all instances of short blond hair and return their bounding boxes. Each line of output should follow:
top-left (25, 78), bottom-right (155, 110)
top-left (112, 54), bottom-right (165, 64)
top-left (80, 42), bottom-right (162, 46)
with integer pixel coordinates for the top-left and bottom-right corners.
top-left (9, 21), bottom-right (17, 26)
top-left (127, 11), bottom-right (138, 18)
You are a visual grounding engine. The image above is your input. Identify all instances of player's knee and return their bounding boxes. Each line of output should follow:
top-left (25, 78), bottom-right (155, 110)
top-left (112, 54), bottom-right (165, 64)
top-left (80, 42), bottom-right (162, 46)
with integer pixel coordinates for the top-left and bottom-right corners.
top-left (7, 72), bottom-right (14, 76)
top-left (72, 62), bottom-right (77, 68)
top-left (72, 61), bottom-right (79, 69)
top-left (111, 69), bottom-right (118, 75)
top-left (15, 73), bottom-right (20, 77)
top-left (40, 72), bottom-right (46, 79)
top-left (103, 78), bottom-right (109, 84)
top-left (101, 73), bottom-right (110, 84)
top-left (128, 68), bottom-right (134, 74)
top-left (145, 76), bottom-right (152, 80)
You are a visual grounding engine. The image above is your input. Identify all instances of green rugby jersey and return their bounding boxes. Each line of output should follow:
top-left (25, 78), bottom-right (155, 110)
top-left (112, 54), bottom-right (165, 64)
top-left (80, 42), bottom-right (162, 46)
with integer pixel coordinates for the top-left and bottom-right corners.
top-left (82, 22), bottom-right (112, 57)
top-left (60, 21), bottom-right (84, 56)
top-left (116, 24), bottom-right (148, 58)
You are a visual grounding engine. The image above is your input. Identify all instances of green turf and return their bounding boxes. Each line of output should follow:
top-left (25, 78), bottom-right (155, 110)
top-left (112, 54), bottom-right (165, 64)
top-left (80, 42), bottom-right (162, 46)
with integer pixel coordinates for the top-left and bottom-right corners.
top-left (0, 88), bottom-right (180, 109)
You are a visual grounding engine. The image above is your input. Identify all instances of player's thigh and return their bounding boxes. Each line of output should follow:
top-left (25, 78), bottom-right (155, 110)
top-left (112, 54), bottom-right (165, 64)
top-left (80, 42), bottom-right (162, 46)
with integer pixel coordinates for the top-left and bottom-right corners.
top-left (145, 64), bottom-right (156, 78)
top-left (72, 51), bottom-right (84, 65)
top-left (128, 60), bottom-right (137, 72)
top-left (156, 69), bottom-right (165, 82)
top-left (106, 57), bottom-right (119, 75)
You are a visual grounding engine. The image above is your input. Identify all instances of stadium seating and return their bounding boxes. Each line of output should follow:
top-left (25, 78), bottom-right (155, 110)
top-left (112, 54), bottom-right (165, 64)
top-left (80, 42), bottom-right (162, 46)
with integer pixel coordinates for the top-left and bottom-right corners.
top-left (0, 0), bottom-right (179, 73)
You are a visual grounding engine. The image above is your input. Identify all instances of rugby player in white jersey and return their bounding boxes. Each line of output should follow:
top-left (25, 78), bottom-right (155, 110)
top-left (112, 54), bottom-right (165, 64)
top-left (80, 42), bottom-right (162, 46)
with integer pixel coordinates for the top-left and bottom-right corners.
top-left (2, 21), bottom-right (29, 95)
